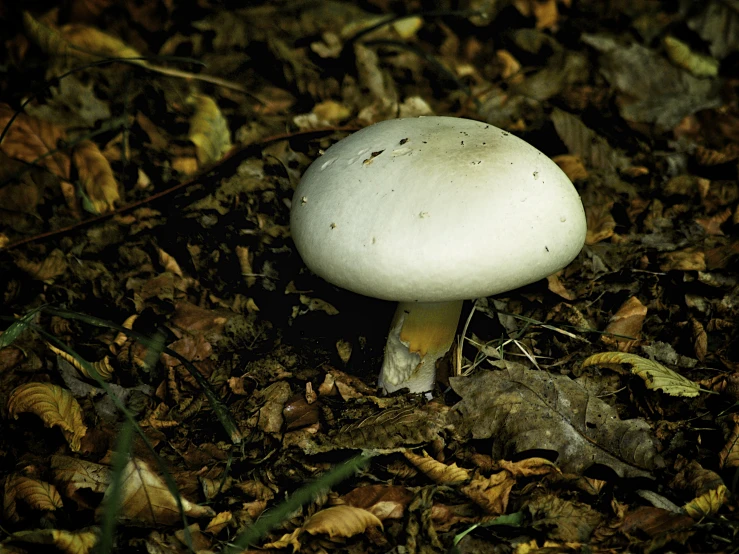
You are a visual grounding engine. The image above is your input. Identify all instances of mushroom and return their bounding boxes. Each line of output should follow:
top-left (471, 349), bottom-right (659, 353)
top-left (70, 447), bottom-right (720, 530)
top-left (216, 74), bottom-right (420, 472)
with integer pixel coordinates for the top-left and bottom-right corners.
top-left (290, 116), bottom-right (586, 394)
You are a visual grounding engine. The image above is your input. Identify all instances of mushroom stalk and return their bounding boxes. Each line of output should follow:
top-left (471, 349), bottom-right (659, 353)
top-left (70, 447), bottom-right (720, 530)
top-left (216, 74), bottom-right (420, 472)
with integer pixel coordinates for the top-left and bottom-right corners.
top-left (379, 300), bottom-right (464, 394)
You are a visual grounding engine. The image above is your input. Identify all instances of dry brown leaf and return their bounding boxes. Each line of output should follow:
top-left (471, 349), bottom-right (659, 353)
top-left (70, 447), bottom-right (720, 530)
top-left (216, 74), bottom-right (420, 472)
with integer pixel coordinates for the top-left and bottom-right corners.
top-left (99, 457), bottom-right (215, 526)
top-left (601, 296), bottom-right (647, 352)
top-left (719, 419), bottom-right (739, 469)
top-left (60, 22), bottom-right (143, 63)
top-left (204, 511), bottom-right (233, 535)
top-left (13, 248), bottom-right (68, 281)
top-left (695, 207), bottom-right (732, 235)
top-left (585, 200), bottom-right (616, 245)
top-left (11, 476), bottom-right (63, 512)
top-left (460, 471), bottom-right (515, 515)
top-left (73, 140), bottom-right (119, 214)
top-left (691, 318), bottom-right (708, 361)
top-left (660, 248), bottom-right (706, 271)
top-left (0, 103), bottom-right (70, 180)
top-left (188, 94), bottom-right (232, 166)
top-left (51, 455), bottom-right (111, 509)
top-left (342, 484), bottom-right (413, 521)
top-left (303, 505), bottom-right (383, 538)
top-left (527, 493), bottom-right (603, 542)
top-left (47, 343), bottom-right (114, 381)
top-left (403, 451), bottom-right (471, 484)
top-left (449, 361), bottom-right (663, 478)
top-left (683, 484), bottom-right (728, 519)
top-left (553, 154), bottom-right (589, 181)
top-left (8, 527), bottom-right (99, 554)
top-left (3, 475), bottom-right (21, 523)
top-left (7, 382), bottom-right (88, 451)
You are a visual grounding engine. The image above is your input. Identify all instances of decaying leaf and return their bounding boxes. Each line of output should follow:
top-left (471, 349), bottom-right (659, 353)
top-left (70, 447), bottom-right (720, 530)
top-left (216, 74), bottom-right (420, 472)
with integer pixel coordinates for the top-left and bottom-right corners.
top-left (188, 94), bottom-right (233, 166)
top-left (663, 36), bottom-right (719, 78)
top-left (48, 343), bottom-right (114, 381)
top-left (0, 103), bottom-right (70, 180)
top-left (72, 139), bottom-right (120, 214)
top-left (582, 352), bottom-right (701, 397)
top-left (403, 451), bottom-right (471, 484)
top-left (9, 476), bottom-right (63, 513)
top-left (342, 485), bottom-right (413, 521)
top-left (718, 417), bottom-right (739, 469)
top-left (7, 382), bottom-right (88, 451)
top-left (8, 527), bottom-right (99, 554)
top-left (448, 362), bottom-right (663, 478)
top-left (601, 296), bottom-right (647, 352)
top-left (683, 484), bottom-right (728, 519)
top-left (266, 505), bottom-right (382, 550)
top-left (527, 493), bottom-right (603, 542)
top-left (51, 455), bottom-right (111, 508)
top-left (98, 457), bottom-right (215, 526)
top-left (460, 470), bottom-right (516, 515)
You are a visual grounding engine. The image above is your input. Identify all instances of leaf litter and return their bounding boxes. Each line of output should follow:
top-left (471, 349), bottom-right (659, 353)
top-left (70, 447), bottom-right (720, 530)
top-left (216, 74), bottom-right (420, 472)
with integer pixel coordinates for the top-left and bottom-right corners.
top-left (0, 1), bottom-right (738, 552)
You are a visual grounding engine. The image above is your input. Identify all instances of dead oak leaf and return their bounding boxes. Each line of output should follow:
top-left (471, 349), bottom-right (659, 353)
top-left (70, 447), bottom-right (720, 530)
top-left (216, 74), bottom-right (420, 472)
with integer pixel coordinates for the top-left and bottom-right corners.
top-left (7, 382), bottom-right (88, 451)
top-left (448, 361), bottom-right (663, 478)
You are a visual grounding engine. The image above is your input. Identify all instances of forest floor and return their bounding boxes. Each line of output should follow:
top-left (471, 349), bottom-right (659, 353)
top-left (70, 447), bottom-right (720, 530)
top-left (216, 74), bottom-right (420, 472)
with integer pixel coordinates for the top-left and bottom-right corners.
top-left (1, 1), bottom-right (738, 552)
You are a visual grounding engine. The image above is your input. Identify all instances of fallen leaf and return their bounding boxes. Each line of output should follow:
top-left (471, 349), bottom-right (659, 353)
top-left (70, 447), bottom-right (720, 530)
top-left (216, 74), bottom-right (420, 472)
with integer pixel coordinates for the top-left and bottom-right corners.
top-left (8, 527), bottom-right (99, 554)
top-left (98, 457), bottom-right (215, 526)
top-left (582, 352), bottom-right (701, 397)
top-left (7, 382), bottom-right (88, 451)
top-left (449, 361), bottom-right (663, 478)
top-left (73, 140), bottom-right (119, 214)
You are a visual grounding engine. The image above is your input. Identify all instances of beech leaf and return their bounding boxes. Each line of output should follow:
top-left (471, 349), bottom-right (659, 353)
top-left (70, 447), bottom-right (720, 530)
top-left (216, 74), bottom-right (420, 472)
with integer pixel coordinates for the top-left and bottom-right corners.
top-left (581, 352), bottom-right (701, 397)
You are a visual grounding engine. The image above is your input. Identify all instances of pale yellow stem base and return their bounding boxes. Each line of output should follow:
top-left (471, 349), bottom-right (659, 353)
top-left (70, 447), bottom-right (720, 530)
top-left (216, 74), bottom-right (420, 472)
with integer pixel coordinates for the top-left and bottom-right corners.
top-left (378, 300), bottom-right (464, 394)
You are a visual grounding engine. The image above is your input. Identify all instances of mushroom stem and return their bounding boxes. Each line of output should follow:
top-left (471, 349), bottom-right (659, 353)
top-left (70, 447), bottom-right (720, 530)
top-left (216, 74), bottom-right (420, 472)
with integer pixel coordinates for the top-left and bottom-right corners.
top-left (379, 300), bottom-right (464, 394)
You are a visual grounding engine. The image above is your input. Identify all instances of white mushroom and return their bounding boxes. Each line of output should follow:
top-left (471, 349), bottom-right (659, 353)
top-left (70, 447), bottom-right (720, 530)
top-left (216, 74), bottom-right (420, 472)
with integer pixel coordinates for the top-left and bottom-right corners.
top-left (290, 116), bottom-right (587, 394)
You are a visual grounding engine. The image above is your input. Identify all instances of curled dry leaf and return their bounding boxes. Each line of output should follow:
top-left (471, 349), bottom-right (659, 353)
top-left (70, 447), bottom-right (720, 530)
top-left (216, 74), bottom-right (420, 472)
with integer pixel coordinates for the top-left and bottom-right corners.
top-left (265, 505), bottom-right (382, 551)
top-left (460, 471), bottom-right (516, 515)
top-left (8, 527), bottom-right (99, 554)
top-left (582, 352), bottom-right (701, 397)
top-left (188, 94), bottom-right (233, 166)
top-left (7, 382), bottom-right (88, 451)
top-left (403, 451), bottom-right (471, 484)
top-left (601, 296), bottom-right (647, 352)
top-left (98, 458), bottom-right (215, 526)
top-left (449, 361), bottom-right (663, 478)
top-left (13, 249), bottom-right (69, 281)
top-left (342, 484), bottom-right (413, 521)
top-left (47, 343), bottom-right (114, 381)
top-left (73, 140), bottom-right (120, 214)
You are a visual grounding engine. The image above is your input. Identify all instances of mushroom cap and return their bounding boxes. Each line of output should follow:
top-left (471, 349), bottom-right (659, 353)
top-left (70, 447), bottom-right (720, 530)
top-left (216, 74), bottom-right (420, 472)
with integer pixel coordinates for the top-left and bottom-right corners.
top-left (291, 116), bottom-right (587, 303)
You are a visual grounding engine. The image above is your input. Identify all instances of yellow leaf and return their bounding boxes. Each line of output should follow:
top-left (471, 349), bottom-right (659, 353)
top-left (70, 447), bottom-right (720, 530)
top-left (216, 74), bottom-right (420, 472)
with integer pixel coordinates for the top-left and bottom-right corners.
top-left (719, 419), bottom-right (739, 469)
top-left (51, 455), bottom-right (111, 508)
top-left (581, 352), bottom-right (700, 397)
top-left (73, 140), bottom-right (120, 214)
top-left (188, 94), bottom-right (232, 166)
top-left (404, 451), bottom-right (471, 484)
top-left (683, 484), bottom-right (728, 519)
top-left (9, 527), bottom-right (99, 554)
top-left (303, 505), bottom-right (382, 538)
top-left (663, 36), bottom-right (718, 78)
top-left (47, 343), bottom-right (114, 381)
top-left (12, 476), bottom-right (64, 512)
top-left (7, 382), bottom-right (88, 451)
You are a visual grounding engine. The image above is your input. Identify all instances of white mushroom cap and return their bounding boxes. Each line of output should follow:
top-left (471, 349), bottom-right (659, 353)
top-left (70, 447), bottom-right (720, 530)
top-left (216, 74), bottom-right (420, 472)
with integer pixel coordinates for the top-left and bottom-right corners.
top-left (291, 116), bottom-right (586, 302)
